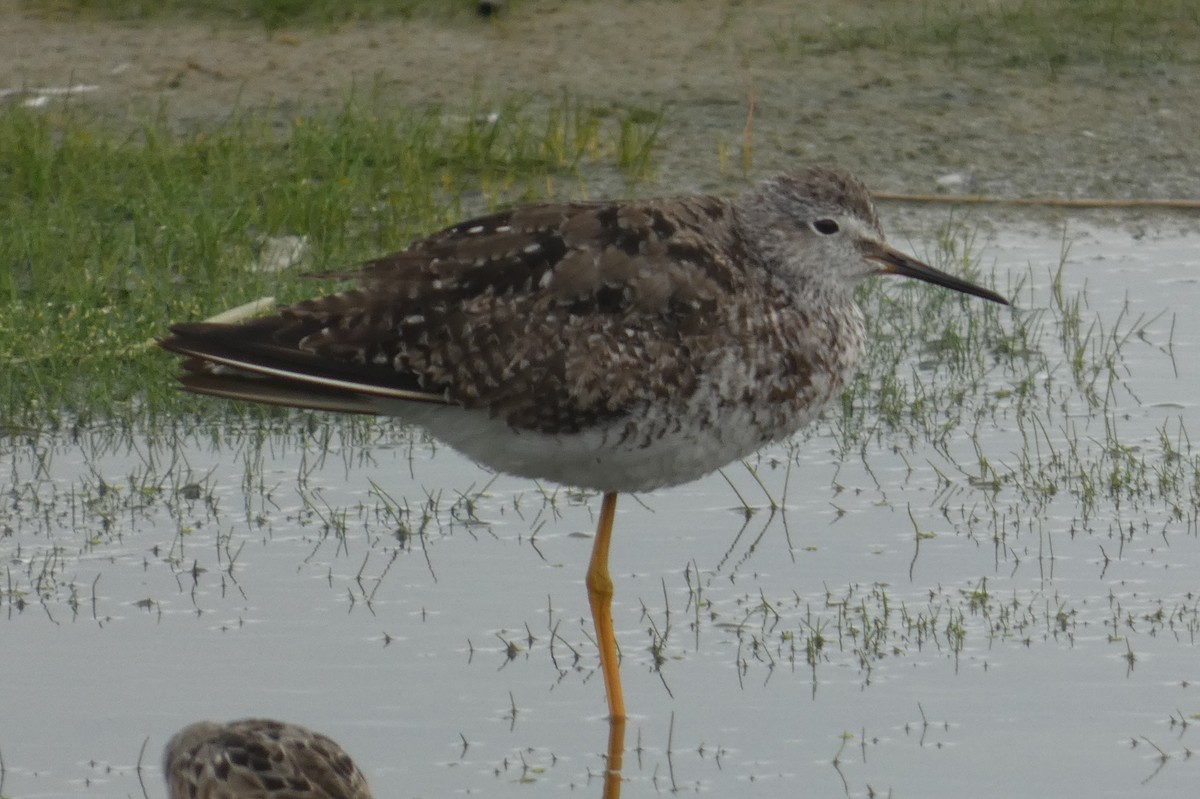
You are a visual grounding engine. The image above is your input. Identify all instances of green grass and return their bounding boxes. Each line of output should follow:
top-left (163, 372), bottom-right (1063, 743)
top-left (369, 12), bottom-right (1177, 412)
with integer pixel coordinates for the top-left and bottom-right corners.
top-left (0, 96), bottom-right (661, 428)
top-left (5, 144), bottom-right (1196, 690)
top-left (773, 0), bottom-right (1200, 71)
top-left (22, 0), bottom-right (462, 29)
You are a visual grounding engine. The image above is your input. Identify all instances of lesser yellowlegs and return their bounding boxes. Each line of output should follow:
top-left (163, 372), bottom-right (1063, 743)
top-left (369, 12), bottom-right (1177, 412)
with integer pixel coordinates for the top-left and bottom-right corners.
top-left (163, 719), bottom-right (371, 799)
top-left (160, 165), bottom-right (1007, 724)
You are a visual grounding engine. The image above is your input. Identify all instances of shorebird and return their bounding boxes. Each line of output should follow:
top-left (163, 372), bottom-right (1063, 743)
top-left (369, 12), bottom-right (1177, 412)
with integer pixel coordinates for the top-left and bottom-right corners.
top-left (163, 719), bottom-right (371, 799)
top-left (160, 165), bottom-right (1007, 723)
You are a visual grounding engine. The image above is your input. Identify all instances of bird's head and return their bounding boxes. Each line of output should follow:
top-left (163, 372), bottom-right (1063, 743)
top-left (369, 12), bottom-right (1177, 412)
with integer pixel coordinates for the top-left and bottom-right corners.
top-left (737, 166), bottom-right (1007, 306)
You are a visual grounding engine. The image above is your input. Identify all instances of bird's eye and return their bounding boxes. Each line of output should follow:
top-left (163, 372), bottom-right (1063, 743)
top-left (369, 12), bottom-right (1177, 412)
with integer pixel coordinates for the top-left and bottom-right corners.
top-left (812, 219), bottom-right (840, 235)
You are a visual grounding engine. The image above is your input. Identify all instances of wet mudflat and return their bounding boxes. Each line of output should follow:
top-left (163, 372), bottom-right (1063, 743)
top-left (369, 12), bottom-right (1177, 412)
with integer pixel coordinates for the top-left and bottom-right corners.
top-left (3, 220), bottom-right (1198, 798)
top-left (5, 2), bottom-right (1200, 795)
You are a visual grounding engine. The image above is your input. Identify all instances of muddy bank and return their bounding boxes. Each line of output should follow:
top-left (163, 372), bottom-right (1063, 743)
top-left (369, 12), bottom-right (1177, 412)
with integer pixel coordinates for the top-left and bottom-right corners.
top-left (5, 1), bottom-right (1198, 212)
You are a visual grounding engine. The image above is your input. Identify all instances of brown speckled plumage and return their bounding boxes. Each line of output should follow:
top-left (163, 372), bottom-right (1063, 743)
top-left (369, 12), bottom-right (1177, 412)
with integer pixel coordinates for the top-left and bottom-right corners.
top-left (160, 165), bottom-right (1005, 492)
top-left (163, 719), bottom-right (371, 799)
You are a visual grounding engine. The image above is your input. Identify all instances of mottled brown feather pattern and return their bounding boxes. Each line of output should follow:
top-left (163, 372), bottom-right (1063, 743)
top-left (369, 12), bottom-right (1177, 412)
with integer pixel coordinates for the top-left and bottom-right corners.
top-left (160, 165), bottom-right (1004, 490)
top-left (164, 719), bottom-right (371, 799)
top-left (166, 192), bottom-right (818, 435)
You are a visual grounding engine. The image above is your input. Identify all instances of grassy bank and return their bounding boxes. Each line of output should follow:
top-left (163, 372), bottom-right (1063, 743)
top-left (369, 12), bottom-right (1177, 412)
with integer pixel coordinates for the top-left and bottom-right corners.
top-left (27, 0), bottom-right (1200, 64)
top-left (773, 0), bottom-right (1199, 70)
top-left (0, 96), bottom-right (660, 428)
top-left (21, 0), bottom-right (461, 28)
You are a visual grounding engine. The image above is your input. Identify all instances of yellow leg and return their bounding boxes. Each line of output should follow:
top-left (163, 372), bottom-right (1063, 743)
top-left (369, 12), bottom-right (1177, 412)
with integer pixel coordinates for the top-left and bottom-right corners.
top-left (586, 491), bottom-right (626, 724)
top-left (602, 715), bottom-right (626, 799)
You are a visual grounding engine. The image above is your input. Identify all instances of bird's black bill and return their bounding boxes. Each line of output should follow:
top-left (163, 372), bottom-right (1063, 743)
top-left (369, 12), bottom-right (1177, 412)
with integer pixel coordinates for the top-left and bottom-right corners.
top-left (869, 244), bottom-right (1008, 305)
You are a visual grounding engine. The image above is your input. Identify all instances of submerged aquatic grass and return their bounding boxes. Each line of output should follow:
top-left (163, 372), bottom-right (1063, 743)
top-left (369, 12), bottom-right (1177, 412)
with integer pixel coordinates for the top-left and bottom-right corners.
top-left (2, 94), bottom-right (1196, 757)
top-left (0, 97), bottom-right (661, 428)
top-left (3, 215), bottom-right (1199, 771)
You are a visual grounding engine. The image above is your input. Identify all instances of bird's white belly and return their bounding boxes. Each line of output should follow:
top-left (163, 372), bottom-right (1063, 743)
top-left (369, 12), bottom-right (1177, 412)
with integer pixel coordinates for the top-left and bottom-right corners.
top-left (384, 366), bottom-right (843, 493)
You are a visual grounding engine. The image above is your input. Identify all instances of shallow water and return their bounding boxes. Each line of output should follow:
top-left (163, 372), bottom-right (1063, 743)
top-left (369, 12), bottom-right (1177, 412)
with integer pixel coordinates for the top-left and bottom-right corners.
top-left (2, 222), bottom-right (1199, 798)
